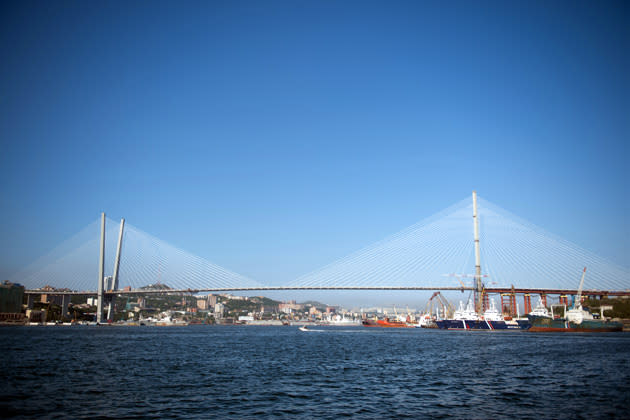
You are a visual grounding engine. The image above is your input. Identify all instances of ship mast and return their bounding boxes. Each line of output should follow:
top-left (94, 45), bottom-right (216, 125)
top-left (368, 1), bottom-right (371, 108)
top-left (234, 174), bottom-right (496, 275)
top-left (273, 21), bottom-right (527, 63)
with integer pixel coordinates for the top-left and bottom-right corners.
top-left (473, 191), bottom-right (483, 314)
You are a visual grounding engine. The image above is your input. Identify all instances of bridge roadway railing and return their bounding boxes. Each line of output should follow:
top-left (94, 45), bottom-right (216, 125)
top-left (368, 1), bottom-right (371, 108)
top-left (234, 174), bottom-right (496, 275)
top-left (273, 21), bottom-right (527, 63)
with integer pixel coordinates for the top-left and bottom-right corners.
top-left (24, 286), bottom-right (475, 296)
top-left (23, 286), bottom-right (630, 297)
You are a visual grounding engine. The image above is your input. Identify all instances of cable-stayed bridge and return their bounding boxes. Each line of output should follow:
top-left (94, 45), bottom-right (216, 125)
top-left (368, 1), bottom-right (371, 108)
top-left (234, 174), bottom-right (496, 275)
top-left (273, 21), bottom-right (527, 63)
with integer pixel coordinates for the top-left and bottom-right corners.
top-left (14, 193), bottom-right (630, 321)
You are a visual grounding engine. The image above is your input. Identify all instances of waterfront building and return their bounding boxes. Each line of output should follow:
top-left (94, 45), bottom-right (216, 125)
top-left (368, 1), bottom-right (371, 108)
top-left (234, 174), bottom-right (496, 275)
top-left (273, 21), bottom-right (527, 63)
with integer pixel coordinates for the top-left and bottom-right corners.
top-left (0, 281), bottom-right (25, 323)
top-left (25, 309), bottom-right (46, 323)
top-left (279, 301), bottom-right (304, 313)
top-left (214, 303), bottom-right (224, 318)
top-left (0, 281), bottom-right (24, 313)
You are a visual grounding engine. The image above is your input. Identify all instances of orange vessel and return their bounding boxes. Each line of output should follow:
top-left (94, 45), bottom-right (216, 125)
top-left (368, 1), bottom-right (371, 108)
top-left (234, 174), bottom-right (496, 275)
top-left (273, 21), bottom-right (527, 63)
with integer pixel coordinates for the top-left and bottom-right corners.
top-left (362, 317), bottom-right (413, 328)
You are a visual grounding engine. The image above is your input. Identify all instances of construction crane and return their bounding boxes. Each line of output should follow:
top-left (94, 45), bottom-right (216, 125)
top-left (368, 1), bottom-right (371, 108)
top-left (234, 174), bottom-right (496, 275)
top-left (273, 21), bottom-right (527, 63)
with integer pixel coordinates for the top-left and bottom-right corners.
top-left (573, 267), bottom-right (587, 309)
top-left (425, 292), bottom-right (455, 319)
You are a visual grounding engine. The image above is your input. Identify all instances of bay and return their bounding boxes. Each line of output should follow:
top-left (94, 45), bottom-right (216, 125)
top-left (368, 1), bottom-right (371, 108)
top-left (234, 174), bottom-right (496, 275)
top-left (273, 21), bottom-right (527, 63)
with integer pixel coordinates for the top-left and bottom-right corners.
top-left (1, 326), bottom-right (629, 419)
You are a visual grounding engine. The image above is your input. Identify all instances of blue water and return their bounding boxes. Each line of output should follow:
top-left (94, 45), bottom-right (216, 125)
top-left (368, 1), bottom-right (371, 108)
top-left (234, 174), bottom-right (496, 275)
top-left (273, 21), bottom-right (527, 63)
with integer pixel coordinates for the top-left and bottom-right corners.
top-left (1, 326), bottom-right (629, 419)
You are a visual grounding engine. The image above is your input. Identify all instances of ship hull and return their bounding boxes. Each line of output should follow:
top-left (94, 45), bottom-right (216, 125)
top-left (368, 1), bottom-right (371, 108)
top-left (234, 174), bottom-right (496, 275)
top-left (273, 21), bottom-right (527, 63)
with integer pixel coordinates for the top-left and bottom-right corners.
top-left (376, 320), bottom-right (413, 328)
top-left (464, 320), bottom-right (492, 330)
top-left (516, 319), bottom-right (531, 330)
top-left (435, 320), bottom-right (467, 330)
top-left (487, 320), bottom-right (524, 330)
top-left (362, 320), bottom-right (413, 328)
top-left (436, 319), bottom-right (527, 330)
top-left (528, 316), bottom-right (623, 332)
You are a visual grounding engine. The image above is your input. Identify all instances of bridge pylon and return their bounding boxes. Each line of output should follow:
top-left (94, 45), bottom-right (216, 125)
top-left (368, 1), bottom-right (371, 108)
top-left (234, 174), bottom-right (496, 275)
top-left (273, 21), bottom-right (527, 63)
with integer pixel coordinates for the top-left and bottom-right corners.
top-left (96, 214), bottom-right (125, 323)
top-left (473, 191), bottom-right (484, 313)
top-left (96, 213), bottom-right (105, 323)
top-left (106, 218), bottom-right (125, 322)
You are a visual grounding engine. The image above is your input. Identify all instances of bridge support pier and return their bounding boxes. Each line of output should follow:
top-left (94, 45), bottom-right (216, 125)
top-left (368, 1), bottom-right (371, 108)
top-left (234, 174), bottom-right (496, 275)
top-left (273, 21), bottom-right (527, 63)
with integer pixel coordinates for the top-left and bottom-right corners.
top-left (62, 295), bottom-right (71, 319)
top-left (27, 294), bottom-right (35, 310)
top-left (482, 293), bottom-right (489, 312)
top-left (523, 294), bottom-right (532, 314)
top-left (500, 293), bottom-right (517, 316)
top-left (509, 294), bottom-right (516, 317)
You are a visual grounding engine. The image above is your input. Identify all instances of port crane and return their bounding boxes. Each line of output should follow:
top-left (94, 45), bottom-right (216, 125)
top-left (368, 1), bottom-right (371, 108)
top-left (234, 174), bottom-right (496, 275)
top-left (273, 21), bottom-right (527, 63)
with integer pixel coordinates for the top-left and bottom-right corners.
top-left (425, 292), bottom-right (454, 319)
top-left (573, 267), bottom-right (587, 310)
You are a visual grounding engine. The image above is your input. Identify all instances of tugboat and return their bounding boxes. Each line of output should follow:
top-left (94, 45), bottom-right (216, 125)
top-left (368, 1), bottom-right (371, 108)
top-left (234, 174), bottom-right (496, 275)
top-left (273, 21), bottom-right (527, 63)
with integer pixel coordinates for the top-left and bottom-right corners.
top-left (416, 312), bottom-right (438, 328)
top-left (528, 268), bottom-right (623, 332)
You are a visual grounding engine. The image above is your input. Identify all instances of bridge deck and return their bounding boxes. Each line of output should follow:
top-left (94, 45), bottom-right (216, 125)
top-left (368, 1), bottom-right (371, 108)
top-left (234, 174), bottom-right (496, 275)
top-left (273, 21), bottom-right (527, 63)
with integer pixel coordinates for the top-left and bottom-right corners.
top-left (24, 286), bottom-right (630, 296)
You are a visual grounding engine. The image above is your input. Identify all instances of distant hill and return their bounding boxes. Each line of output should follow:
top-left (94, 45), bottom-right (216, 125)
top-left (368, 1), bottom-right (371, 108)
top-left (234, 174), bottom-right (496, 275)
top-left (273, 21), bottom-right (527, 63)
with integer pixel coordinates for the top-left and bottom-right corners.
top-left (300, 300), bottom-right (330, 310)
top-left (139, 283), bottom-right (173, 291)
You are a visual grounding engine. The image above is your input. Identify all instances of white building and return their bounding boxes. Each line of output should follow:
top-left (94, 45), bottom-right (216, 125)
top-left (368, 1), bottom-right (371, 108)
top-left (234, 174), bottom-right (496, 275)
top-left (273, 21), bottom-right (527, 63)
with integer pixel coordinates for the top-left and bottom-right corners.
top-left (214, 302), bottom-right (224, 318)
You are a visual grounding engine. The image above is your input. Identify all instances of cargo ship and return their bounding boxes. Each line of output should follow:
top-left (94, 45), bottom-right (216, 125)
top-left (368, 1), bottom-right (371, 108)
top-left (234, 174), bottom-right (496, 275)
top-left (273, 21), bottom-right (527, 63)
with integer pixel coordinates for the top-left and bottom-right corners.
top-left (435, 299), bottom-right (478, 330)
top-left (528, 268), bottom-right (623, 333)
top-left (468, 298), bottom-right (524, 330)
top-left (528, 315), bottom-right (623, 332)
top-left (515, 297), bottom-right (552, 329)
top-left (436, 298), bottom-right (527, 330)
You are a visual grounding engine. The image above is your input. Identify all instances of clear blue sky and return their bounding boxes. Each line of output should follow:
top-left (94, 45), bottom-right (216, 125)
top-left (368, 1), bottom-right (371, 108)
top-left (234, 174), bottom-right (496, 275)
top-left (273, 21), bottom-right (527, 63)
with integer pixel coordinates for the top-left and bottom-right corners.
top-left (1, 1), bottom-right (628, 305)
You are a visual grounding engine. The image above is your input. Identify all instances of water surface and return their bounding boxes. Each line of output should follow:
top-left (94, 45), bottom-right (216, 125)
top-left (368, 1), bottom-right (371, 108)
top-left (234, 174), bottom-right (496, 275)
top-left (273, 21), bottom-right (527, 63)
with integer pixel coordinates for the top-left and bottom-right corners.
top-left (1, 326), bottom-right (629, 419)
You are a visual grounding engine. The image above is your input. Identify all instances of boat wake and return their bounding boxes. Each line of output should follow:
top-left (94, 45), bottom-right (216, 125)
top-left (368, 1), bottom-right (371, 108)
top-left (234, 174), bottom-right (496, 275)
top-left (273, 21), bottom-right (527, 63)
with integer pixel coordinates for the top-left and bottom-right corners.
top-left (299, 327), bottom-right (368, 333)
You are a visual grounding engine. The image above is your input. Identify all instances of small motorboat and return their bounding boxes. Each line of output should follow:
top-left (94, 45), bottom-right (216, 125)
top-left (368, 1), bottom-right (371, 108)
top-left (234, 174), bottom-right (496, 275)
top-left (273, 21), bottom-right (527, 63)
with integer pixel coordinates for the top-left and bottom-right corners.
top-left (299, 326), bottom-right (309, 332)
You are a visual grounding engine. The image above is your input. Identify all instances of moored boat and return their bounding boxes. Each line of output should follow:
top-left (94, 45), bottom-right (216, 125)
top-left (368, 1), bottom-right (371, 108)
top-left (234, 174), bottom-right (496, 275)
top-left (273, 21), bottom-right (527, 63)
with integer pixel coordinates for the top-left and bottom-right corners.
top-left (527, 316), bottom-right (623, 332)
top-left (436, 299), bottom-right (480, 330)
top-left (528, 268), bottom-right (623, 333)
top-left (476, 299), bottom-right (523, 330)
top-left (362, 317), bottom-right (413, 328)
top-left (437, 298), bottom-right (528, 331)
top-left (416, 312), bottom-right (438, 328)
top-left (376, 317), bottom-right (414, 328)
top-left (516, 296), bottom-right (552, 329)
top-left (320, 314), bottom-right (361, 326)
